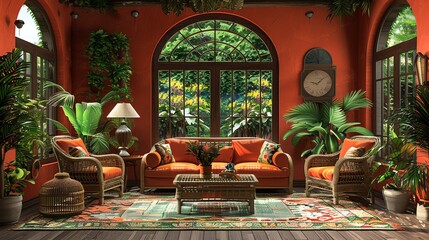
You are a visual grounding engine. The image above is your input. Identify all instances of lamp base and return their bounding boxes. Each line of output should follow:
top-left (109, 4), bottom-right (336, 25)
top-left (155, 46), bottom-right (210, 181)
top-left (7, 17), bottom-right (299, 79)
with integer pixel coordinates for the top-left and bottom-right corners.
top-left (118, 149), bottom-right (130, 157)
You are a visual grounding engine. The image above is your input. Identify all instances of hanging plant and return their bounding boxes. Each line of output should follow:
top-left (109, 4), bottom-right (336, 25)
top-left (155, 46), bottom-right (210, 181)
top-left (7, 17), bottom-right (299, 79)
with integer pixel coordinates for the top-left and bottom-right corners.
top-left (58, 0), bottom-right (114, 11)
top-left (86, 29), bottom-right (132, 101)
top-left (160, 0), bottom-right (244, 16)
top-left (327, 0), bottom-right (373, 20)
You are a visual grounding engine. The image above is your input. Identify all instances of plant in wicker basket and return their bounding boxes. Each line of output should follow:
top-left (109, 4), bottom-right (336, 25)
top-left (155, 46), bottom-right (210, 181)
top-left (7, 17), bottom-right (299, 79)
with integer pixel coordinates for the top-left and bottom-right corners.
top-left (186, 141), bottom-right (219, 167)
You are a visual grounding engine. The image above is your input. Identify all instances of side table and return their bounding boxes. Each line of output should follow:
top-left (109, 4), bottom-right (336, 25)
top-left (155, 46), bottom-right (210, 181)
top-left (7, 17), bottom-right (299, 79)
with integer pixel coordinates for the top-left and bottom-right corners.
top-left (121, 155), bottom-right (143, 191)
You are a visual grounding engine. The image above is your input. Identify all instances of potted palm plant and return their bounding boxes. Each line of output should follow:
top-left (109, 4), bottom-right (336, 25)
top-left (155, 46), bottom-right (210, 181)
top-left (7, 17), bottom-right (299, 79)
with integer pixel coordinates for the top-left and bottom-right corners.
top-left (0, 49), bottom-right (42, 224)
top-left (47, 82), bottom-right (115, 154)
top-left (283, 90), bottom-right (374, 157)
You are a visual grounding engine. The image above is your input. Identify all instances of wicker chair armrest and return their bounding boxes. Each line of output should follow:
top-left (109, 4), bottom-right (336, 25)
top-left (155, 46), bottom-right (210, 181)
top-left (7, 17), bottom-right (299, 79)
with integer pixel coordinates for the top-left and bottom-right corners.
top-left (60, 156), bottom-right (103, 172)
top-left (304, 152), bottom-right (339, 170)
top-left (90, 154), bottom-right (125, 169)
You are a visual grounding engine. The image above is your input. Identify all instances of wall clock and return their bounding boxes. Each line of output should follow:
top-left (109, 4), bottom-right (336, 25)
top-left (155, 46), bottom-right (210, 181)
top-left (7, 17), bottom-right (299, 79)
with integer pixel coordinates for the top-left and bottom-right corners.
top-left (301, 48), bottom-right (336, 102)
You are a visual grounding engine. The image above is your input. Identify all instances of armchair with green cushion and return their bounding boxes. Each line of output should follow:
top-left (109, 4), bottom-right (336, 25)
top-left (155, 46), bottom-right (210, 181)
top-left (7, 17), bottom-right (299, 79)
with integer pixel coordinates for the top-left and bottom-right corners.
top-left (51, 135), bottom-right (125, 205)
top-left (304, 136), bottom-right (381, 204)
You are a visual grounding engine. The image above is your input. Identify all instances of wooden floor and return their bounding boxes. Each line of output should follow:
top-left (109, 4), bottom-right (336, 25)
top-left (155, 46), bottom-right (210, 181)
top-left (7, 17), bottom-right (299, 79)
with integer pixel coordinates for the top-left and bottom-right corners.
top-left (1, 189), bottom-right (428, 240)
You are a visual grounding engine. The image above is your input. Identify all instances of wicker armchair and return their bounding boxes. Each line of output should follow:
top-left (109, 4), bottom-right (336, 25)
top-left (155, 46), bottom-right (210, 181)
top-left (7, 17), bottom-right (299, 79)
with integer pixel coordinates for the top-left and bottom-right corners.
top-left (304, 136), bottom-right (381, 204)
top-left (52, 135), bottom-right (125, 205)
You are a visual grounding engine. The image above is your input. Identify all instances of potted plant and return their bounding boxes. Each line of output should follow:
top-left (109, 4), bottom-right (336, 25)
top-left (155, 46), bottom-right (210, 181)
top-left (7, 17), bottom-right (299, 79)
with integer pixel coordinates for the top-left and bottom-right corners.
top-left (371, 130), bottom-right (428, 213)
top-left (283, 90), bottom-right (374, 157)
top-left (0, 49), bottom-right (42, 224)
top-left (47, 82), bottom-right (116, 154)
top-left (186, 141), bottom-right (219, 178)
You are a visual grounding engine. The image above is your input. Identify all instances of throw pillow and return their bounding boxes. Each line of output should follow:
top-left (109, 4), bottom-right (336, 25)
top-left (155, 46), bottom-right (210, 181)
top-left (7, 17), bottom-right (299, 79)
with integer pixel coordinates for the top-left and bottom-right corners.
top-left (232, 139), bottom-right (265, 164)
top-left (339, 138), bottom-right (375, 158)
top-left (213, 146), bottom-right (234, 162)
top-left (69, 146), bottom-right (88, 157)
top-left (165, 139), bottom-right (198, 164)
top-left (258, 141), bottom-right (280, 164)
top-left (56, 138), bottom-right (90, 155)
top-left (344, 146), bottom-right (367, 158)
top-left (154, 143), bottom-right (175, 165)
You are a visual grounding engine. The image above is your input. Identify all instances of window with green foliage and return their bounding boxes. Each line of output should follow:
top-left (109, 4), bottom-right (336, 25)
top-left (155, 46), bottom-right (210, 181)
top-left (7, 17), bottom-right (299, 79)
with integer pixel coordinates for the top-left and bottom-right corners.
top-left (153, 14), bottom-right (278, 141)
top-left (374, 4), bottom-right (416, 151)
top-left (15, 1), bottom-right (56, 164)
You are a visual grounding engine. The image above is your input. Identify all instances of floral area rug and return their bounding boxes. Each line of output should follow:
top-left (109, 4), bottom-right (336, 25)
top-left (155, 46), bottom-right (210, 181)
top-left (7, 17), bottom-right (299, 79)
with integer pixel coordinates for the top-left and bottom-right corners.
top-left (17, 192), bottom-right (400, 230)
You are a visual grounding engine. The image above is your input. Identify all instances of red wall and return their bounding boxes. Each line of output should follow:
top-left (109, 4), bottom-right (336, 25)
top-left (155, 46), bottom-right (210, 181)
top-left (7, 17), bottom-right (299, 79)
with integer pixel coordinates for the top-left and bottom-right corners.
top-left (70, 5), bottom-right (360, 181)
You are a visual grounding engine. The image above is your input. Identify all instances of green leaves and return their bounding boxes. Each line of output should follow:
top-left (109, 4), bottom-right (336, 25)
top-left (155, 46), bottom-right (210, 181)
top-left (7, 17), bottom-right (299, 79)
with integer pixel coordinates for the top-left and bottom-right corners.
top-left (327, 0), bottom-right (373, 21)
top-left (283, 90), bottom-right (373, 157)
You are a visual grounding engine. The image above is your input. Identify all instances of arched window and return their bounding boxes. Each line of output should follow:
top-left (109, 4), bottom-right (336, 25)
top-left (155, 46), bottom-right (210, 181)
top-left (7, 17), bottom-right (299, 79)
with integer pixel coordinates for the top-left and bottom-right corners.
top-left (16, 1), bottom-right (56, 163)
top-left (153, 14), bottom-right (278, 142)
top-left (374, 2), bottom-right (416, 146)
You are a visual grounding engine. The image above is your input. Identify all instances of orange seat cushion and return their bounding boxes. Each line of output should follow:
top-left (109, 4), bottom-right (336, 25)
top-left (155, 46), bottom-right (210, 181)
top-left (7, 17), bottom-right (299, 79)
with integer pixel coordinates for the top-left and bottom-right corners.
top-left (145, 162), bottom-right (199, 178)
top-left (56, 138), bottom-right (90, 155)
top-left (213, 146), bottom-right (233, 162)
top-left (102, 167), bottom-right (122, 180)
top-left (308, 166), bottom-right (335, 180)
top-left (232, 139), bottom-right (265, 164)
top-left (165, 139), bottom-right (198, 164)
top-left (339, 138), bottom-right (375, 159)
top-left (234, 162), bottom-right (288, 178)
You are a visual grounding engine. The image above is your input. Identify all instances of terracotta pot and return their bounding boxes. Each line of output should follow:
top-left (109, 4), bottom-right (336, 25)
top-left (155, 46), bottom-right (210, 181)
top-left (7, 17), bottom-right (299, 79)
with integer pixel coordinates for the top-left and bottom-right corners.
top-left (199, 165), bottom-right (212, 178)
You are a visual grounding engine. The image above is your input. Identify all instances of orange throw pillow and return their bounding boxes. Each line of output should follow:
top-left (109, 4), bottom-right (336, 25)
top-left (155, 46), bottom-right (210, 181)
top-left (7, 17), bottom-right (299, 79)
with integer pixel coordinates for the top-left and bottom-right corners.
top-left (232, 139), bottom-right (265, 164)
top-left (339, 138), bottom-right (375, 159)
top-left (56, 138), bottom-right (90, 155)
top-left (213, 146), bottom-right (234, 162)
top-left (165, 139), bottom-right (198, 164)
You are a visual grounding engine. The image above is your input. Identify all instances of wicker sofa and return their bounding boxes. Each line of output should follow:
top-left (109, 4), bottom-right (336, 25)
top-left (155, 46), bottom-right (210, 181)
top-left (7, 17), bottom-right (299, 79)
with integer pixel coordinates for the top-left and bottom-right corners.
top-left (140, 137), bottom-right (294, 193)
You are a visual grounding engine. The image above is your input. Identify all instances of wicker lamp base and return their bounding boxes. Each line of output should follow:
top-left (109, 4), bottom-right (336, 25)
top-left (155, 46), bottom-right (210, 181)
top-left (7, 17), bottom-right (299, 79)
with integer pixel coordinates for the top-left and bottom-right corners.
top-left (39, 172), bottom-right (85, 217)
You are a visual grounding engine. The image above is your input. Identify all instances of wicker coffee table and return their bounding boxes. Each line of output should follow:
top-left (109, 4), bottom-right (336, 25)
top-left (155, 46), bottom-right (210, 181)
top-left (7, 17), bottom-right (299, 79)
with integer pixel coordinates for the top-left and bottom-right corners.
top-left (173, 174), bottom-right (258, 214)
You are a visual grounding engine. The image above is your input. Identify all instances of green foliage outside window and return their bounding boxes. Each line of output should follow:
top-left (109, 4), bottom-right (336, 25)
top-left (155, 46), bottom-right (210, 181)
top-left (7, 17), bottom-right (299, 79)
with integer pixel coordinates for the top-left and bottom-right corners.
top-left (387, 7), bottom-right (416, 48)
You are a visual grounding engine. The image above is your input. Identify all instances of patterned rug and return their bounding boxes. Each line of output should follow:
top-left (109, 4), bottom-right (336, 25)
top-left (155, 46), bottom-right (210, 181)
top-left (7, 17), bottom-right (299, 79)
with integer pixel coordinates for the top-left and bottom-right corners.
top-left (17, 193), bottom-right (400, 230)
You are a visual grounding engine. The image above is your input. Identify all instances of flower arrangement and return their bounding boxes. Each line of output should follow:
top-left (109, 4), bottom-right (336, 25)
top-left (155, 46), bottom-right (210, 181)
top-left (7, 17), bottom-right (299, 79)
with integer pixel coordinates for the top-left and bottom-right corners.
top-left (186, 141), bottom-right (220, 166)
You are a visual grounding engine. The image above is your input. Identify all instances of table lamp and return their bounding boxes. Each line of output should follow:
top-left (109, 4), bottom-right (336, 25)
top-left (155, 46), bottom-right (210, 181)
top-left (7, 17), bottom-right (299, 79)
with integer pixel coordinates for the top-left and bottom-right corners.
top-left (107, 103), bottom-right (140, 156)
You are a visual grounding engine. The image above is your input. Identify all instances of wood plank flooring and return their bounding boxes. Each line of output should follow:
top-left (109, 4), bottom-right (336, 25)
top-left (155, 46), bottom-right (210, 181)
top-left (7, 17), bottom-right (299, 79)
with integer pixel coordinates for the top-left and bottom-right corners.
top-left (1, 189), bottom-right (428, 240)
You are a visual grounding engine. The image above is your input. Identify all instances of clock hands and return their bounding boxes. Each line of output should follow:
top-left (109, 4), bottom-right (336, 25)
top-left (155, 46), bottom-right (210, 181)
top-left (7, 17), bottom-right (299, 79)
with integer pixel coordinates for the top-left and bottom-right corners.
top-left (311, 77), bottom-right (326, 85)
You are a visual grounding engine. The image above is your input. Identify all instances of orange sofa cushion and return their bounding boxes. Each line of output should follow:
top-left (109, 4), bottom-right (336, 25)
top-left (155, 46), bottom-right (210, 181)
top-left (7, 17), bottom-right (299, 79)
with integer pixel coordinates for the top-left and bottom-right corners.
top-left (234, 162), bottom-right (288, 178)
top-left (144, 152), bottom-right (161, 168)
top-left (144, 162), bottom-right (199, 178)
top-left (232, 139), bottom-right (265, 164)
top-left (56, 138), bottom-right (90, 155)
top-left (213, 146), bottom-right (233, 162)
top-left (102, 167), bottom-right (122, 180)
top-left (165, 139), bottom-right (198, 164)
top-left (307, 166), bottom-right (335, 180)
top-left (272, 152), bottom-right (289, 168)
top-left (339, 138), bottom-right (375, 159)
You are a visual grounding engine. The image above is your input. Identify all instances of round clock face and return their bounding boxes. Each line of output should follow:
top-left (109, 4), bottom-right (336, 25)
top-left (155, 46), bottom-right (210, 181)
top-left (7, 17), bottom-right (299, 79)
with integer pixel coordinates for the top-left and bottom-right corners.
top-left (303, 70), bottom-right (333, 97)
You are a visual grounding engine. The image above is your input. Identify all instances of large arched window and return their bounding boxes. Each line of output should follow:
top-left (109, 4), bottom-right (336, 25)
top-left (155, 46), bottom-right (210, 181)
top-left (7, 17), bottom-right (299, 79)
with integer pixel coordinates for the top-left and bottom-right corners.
top-left (374, 2), bottom-right (416, 148)
top-left (153, 14), bottom-right (278, 142)
top-left (16, 1), bottom-right (56, 163)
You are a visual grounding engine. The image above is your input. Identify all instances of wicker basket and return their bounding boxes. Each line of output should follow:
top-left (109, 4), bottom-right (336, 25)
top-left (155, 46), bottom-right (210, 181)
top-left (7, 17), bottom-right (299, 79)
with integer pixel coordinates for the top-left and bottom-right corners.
top-left (39, 172), bottom-right (85, 217)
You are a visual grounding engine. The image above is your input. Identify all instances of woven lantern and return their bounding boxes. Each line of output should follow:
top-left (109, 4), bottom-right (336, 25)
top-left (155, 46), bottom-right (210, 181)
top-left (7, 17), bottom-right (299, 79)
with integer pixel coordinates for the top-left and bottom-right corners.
top-left (39, 172), bottom-right (85, 217)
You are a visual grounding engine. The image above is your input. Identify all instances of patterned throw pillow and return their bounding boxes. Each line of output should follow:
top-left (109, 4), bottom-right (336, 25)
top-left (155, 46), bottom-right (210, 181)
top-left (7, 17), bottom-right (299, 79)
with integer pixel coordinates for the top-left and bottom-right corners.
top-left (154, 143), bottom-right (175, 165)
top-left (344, 146), bottom-right (367, 158)
top-left (258, 141), bottom-right (280, 165)
top-left (69, 146), bottom-right (88, 157)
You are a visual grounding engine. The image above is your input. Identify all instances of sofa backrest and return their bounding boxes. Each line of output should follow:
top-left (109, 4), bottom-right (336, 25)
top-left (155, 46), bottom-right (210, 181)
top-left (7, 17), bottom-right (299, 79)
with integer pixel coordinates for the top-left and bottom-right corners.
top-left (153, 137), bottom-right (270, 164)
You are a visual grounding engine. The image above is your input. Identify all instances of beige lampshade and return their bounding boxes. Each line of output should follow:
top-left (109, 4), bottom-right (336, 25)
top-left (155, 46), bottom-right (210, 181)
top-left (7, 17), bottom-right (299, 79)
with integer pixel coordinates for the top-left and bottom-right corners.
top-left (107, 103), bottom-right (140, 118)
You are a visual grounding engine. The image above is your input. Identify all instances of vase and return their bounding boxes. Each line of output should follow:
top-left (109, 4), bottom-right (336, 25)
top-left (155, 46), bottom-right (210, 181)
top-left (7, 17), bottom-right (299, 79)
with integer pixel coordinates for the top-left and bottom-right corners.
top-left (199, 165), bottom-right (212, 178)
